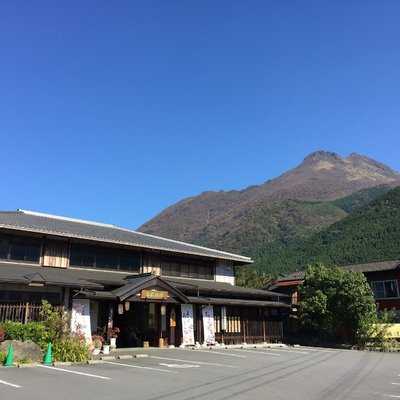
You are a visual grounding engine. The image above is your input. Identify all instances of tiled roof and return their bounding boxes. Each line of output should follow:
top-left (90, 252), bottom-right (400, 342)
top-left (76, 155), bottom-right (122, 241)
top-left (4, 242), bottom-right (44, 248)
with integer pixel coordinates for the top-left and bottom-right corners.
top-left (273, 271), bottom-right (305, 283)
top-left (187, 296), bottom-right (290, 308)
top-left (342, 260), bottom-right (400, 273)
top-left (0, 210), bottom-right (252, 264)
top-left (0, 262), bottom-right (103, 289)
top-left (272, 260), bottom-right (400, 286)
top-left (164, 276), bottom-right (288, 299)
top-left (0, 262), bottom-right (287, 303)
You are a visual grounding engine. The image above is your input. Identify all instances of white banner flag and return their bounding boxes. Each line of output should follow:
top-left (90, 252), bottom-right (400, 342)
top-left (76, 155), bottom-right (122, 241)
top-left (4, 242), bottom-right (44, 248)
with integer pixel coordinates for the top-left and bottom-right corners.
top-left (71, 299), bottom-right (92, 343)
top-left (221, 306), bottom-right (227, 332)
top-left (202, 305), bottom-right (215, 345)
top-left (181, 304), bottom-right (195, 346)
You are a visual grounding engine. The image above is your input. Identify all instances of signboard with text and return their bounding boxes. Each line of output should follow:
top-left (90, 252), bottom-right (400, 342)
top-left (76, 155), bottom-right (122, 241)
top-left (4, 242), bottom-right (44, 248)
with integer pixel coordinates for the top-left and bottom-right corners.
top-left (71, 299), bottom-right (92, 344)
top-left (181, 304), bottom-right (195, 346)
top-left (140, 289), bottom-right (169, 300)
top-left (202, 305), bottom-right (216, 345)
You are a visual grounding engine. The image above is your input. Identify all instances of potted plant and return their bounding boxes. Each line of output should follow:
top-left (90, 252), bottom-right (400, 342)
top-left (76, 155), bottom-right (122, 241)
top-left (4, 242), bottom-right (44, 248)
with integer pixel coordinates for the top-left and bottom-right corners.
top-left (102, 342), bottom-right (110, 355)
top-left (110, 327), bottom-right (120, 349)
top-left (92, 335), bottom-right (104, 356)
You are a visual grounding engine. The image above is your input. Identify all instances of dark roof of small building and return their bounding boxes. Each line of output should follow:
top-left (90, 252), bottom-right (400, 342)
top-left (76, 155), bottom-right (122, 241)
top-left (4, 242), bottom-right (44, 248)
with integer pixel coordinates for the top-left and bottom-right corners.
top-left (342, 260), bottom-right (400, 273)
top-left (270, 260), bottom-right (400, 287)
top-left (274, 271), bottom-right (305, 283)
top-left (0, 210), bottom-right (252, 264)
top-left (0, 262), bottom-right (103, 289)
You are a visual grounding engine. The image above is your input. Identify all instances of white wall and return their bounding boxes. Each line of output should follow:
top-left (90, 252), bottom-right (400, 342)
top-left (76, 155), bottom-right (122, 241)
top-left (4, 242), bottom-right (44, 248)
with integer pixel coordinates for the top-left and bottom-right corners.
top-left (215, 261), bottom-right (235, 285)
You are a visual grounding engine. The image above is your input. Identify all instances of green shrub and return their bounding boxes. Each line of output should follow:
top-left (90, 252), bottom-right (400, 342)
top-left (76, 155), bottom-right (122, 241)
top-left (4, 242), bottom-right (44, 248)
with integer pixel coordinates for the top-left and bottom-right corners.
top-left (0, 321), bottom-right (49, 349)
top-left (52, 335), bottom-right (89, 362)
top-left (0, 302), bottom-right (89, 362)
top-left (39, 300), bottom-right (70, 342)
top-left (0, 351), bottom-right (6, 364)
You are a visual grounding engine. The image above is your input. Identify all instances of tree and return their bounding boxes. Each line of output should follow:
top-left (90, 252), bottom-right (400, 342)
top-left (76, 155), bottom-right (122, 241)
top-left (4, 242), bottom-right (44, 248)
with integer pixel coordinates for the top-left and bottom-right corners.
top-left (235, 266), bottom-right (272, 289)
top-left (299, 264), bottom-right (377, 346)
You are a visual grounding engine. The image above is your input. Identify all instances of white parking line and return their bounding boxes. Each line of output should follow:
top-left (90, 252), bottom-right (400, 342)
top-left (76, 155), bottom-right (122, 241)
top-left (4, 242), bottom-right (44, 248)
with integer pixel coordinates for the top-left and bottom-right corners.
top-left (159, 363), bottom-right (200, 369)
top-left (293, 347), bottom-right (336, 353)
top-left (149, 355), bottom-right (237, 368)
top-left (0, 379), bottom-right (22, 389)
top-left (238, 349), bottom-right (281, 357)
top-left (103, 360), bottom-right (177, 374)
top-left (384, 395), bottom-right (400, 398)
top-left (392, 383), bottom-right (400, 385)
top-left (189, 349), bottom-right (247, 358)
top-left (268, 348), bottom-right (309, 355)
top-left (38, 365), bottom-right (111, 380)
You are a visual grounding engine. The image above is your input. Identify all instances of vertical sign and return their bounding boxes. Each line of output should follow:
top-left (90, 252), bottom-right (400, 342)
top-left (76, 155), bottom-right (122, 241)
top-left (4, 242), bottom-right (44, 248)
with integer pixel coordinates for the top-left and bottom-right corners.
top-left (181, 304), bottom-right (195, 346)
top-left (202, 305), bottom-right (216, 345)
top-left (71, 299), bottom-right (92, 343)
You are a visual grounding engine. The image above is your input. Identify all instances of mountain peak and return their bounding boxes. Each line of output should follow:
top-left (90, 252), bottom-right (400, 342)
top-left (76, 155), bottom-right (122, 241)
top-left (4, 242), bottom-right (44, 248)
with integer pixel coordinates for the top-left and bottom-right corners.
top-left (139, 150), bottom-right (399, 246)
top-left (302, 150), bottom-right (342, 165)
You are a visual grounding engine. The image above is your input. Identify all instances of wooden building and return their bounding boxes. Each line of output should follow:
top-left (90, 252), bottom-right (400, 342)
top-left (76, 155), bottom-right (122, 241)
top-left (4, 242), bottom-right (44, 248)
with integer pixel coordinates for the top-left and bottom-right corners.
top-left (269, 261), bottom-right (400, 317)
top-left (0, 210), bottom-right (289, 347)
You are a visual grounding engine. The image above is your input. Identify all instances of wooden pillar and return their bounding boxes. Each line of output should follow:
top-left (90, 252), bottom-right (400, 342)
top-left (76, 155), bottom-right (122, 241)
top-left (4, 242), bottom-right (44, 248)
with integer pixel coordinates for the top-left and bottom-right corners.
top-left (24, 302), bottom-right (29, 324)
top-left (242, 310), bottom-right (246, 343)
top-left (263, 318), bottom-right (266, 342)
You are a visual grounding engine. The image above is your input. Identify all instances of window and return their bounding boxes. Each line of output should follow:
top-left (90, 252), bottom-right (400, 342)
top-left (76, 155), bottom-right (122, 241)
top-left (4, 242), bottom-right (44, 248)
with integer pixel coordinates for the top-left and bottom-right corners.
top-left (0, 234), bottom-right (41, 263)
top-left (0, 237), bottom-right (9, 259)
top-left (96, 249), bottom-right (119, 269)
top-left (70, 244), bottom-right (96, 267)
top-left (161, 257), bottom-right (214, 280)
top-left (70, 244), bottom-right (141, 272)
top-left (371, 280), bottom-right (399, 299)
top-left (120, 252), bottom-right (141, 272)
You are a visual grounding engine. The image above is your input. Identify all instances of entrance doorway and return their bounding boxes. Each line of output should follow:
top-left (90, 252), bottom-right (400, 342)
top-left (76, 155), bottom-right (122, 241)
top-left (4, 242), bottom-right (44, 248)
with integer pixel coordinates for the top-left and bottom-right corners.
top-left (114, 302), bottom-right (182, 348)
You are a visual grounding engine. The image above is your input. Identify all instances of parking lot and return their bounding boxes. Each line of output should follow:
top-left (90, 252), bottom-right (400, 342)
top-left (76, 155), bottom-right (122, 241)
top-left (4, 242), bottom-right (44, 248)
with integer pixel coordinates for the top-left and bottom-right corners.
top-left (1, 346), bottom-right (400, 400)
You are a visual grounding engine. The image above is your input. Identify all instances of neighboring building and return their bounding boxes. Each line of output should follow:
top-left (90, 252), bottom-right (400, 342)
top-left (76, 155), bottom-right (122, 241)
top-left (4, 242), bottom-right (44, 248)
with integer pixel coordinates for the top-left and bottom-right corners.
top-left (269, 260), bottom-right (400, 316)
top-left (344, 261), bottom-right (400, 313)
top-left (0, 210), bottom-right (289, 347)
top-left (267, 271), bottom-right (305, 308)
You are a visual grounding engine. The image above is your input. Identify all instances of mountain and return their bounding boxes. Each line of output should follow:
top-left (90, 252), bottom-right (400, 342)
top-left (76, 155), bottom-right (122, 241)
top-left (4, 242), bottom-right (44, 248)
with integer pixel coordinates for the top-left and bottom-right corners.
top-left (260, 187), bottom-right (400, 275)
top-left (139, 151), bottom-right (399, 257)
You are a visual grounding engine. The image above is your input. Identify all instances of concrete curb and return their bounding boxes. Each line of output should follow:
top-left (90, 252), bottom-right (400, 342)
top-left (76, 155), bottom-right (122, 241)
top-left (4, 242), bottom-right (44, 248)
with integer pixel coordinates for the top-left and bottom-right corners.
top-left (118, 355), bottom-right (133, 360)
top-left (100, 355), bottom-right (116, 361)
top-left (87, 359), bottom-right (105, 365)
top-left (53, 361), bottom-right (72, 367)
top-left (134, 354), bottom-right (149, 358)
top-left (17, 363), bottom-right (38, 368)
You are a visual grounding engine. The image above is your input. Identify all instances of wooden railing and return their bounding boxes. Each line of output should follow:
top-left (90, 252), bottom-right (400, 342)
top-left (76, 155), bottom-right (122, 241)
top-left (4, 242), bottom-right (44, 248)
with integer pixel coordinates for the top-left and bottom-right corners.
top-left (215, 320), bottom-right (283, 345)
top-left (0, 303), bottom-right (64, 324)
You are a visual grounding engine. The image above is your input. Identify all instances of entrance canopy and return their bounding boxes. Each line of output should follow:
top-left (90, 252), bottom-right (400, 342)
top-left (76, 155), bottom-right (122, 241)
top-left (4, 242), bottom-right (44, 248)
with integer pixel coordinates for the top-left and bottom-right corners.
top-left (81, 274), bottom-right (189, 304)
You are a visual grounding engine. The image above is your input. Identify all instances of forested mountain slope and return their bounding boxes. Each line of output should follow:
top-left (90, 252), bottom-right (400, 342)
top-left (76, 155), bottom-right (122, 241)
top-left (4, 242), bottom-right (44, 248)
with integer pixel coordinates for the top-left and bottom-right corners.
top-left (256, 187), bottom-right (400, 276)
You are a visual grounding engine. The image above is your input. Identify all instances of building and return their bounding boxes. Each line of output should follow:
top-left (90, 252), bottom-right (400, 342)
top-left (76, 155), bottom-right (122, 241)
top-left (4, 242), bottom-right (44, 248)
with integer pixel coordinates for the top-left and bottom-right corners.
top-left (344, 261), bottom-right (400, 313)
top-left (267, 271), bottom-right (305, 308)
top-left (269, 260), bottom-right (400, 315)
top-left (0, 210), bottom-right (289, 347)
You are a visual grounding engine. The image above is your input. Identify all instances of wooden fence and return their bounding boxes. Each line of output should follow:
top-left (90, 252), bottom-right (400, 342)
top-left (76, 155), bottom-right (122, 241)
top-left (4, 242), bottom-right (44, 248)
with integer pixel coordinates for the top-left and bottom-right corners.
top-left (0, 303), bottom-right (64, 324)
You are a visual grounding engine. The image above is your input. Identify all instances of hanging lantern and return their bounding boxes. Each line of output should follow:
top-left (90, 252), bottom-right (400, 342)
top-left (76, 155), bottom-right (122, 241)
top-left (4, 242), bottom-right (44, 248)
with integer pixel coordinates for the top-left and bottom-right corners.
top-left (124, 301), bottom-right (130, 312)
top-left (118, 303), bottom-right (124, 315)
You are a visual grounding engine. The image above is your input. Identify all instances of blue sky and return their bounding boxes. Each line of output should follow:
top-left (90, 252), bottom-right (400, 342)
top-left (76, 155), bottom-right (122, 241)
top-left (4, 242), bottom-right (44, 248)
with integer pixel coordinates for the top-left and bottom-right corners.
top-left (1, 1), bottom-right (399, 229)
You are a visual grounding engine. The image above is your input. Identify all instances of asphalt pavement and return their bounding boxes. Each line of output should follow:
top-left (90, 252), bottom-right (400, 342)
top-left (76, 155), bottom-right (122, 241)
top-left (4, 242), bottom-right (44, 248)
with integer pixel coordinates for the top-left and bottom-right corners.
top-left (0, 346), bottom-right (399, 400)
